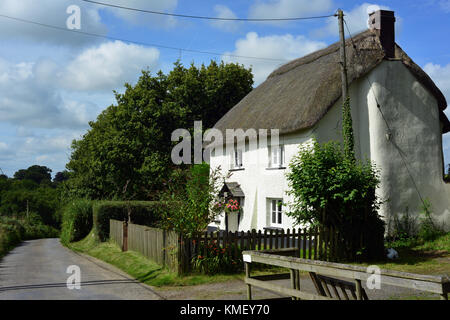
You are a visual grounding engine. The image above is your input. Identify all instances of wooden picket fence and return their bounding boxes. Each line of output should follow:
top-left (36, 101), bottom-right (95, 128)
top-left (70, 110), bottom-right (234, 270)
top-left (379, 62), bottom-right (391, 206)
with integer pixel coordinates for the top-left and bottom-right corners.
top-left (110, 219), bottom-right (340, 275)
top-left (178, 227), bottom-right (341, 273)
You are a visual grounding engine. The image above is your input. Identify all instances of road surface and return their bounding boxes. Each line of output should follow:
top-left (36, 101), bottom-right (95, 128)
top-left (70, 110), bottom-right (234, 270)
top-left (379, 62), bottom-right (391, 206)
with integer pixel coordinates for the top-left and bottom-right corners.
top-left (0, 238), bottom-right (163, 300)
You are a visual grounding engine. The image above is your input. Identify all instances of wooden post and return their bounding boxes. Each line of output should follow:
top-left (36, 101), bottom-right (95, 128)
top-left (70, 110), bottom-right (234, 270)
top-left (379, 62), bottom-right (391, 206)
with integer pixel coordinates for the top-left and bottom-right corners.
top-left (245, 262), bottom-right (252, 300)
top-left (337, 9), bottom-right (349, 101)
top-left (295, 270), bottom-right (301, 300)
top-left (256, 230), bottom-right (261, 250)
top-left (122, 221), bottom-right (128, 252)
top-left (290, 269), bottom-right (296, 300)
top-left (355, 279), bottom-right (363, 300)
top-left (308, 228), bottom-right (313, 260)
top-left (263, 229), bottom-right (267, 250)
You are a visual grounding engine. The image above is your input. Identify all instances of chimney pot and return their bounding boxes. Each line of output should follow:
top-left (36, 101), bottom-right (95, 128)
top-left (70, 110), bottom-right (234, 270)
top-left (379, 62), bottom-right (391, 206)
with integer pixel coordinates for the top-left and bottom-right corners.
top-left (369, 10), bottom-right (396, 58)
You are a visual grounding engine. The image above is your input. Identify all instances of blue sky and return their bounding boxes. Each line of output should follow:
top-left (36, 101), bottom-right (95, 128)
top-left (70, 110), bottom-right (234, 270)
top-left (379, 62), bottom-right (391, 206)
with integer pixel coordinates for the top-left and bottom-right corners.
top-left (0, 0), bottom-right (449, 177)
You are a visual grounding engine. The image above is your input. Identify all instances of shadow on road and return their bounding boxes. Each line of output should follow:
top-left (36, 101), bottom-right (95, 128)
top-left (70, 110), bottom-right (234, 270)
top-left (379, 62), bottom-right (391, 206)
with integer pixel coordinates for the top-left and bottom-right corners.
top-left (0, 279), bottom-right (141, 292)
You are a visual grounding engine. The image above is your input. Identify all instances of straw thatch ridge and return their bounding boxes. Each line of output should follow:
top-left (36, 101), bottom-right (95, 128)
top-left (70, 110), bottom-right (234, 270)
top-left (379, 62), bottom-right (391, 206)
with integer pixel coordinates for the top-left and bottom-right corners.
top-left (214, 29), bottom-right (449, 136)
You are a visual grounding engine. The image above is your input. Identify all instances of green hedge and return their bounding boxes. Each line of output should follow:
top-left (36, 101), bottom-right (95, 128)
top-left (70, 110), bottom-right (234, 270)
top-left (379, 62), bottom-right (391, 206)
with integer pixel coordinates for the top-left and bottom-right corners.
top-left (0, 217), bottom-right (25, 258)
top-left (0, 215), bottom-right (60, 257)
top-left (93, 201), bottom-right (169, 241)
top-left (60, 199), bottom-right (94, 245)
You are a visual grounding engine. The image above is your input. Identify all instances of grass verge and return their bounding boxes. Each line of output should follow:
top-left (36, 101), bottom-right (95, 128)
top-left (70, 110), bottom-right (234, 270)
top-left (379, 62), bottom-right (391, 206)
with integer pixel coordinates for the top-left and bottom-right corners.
top-left (354, 233), bottom-right (450, 275)
top-left (67, 231), bottom-right (247, 287)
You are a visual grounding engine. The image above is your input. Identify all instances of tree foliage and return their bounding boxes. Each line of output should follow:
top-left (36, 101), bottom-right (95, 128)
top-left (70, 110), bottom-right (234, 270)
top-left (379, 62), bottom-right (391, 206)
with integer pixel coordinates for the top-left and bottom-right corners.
top-left (13, 165), bottom-right (52, 185)
top-left (66, 61), bottom-right (253, 200)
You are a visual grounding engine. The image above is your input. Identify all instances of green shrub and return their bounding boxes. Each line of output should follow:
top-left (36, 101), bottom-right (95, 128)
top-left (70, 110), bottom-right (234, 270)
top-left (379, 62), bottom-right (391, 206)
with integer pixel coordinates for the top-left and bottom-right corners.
top-left (387, 208), bottom-right (418, 241)
top-left (286, 139), bottom-right (385, 261)
top-left (0, 217), bottom-right (25, 258)
top-left (60, 199), bottom-right (93, 245)
top-left (93, 201), bottom-right (167, 241)
top-left (159, 164), bottom-right (226, 238)
top-left (417, 200), bottom-right (445, 242)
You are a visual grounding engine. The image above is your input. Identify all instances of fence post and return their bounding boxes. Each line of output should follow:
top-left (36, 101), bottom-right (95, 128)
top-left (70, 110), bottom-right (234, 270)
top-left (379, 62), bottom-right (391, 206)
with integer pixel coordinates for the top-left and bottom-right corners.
top-left (122, 221), bottom-right (128, 252)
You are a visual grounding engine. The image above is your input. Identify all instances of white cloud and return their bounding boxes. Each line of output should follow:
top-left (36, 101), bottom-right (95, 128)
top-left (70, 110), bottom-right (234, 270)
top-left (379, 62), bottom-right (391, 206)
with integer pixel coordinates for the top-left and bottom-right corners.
top-left (0, 130), bottom-right (83, 176)
top-left (424, 63), bottom-right (450, 98)
top-left (0, 71), bottom-right (95, 129)
top-left (423, 62), bottom-right (450, 166)
top-left (0, 0), bottom-right (107, 47)
top-left (62, 41), bottom-right (160, 91)
top-left (313, 3), bottom-right (391, 38)
top-left (222, 32), bottom-right (326, 85)
top-left (249, 0), bottom-right (334, 21)
top-left (0, 58), bottom-right (91, 129)
top-left (210, 5), bottom-right (241, 32)
top-left (0, 38), bottom-right (161, 176)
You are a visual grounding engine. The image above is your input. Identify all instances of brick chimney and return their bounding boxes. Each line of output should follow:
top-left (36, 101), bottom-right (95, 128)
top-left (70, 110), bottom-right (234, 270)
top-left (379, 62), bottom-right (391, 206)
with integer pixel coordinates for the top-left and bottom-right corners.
top-left (368, 10), bottom-right (396, 58)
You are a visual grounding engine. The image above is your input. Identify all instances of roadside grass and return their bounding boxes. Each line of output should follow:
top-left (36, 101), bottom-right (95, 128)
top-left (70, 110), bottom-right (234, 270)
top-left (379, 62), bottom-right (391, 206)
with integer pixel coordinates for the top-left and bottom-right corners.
top-left (353, 233), bottom-right (450, 275)
top-left (68, 231), bottom-right (248, 287)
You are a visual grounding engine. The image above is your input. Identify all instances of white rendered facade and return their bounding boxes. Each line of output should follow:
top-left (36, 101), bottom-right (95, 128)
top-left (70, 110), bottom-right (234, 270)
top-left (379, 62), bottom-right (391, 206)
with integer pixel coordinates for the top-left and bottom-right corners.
top-left (209, 60), bottom-right (450, 232)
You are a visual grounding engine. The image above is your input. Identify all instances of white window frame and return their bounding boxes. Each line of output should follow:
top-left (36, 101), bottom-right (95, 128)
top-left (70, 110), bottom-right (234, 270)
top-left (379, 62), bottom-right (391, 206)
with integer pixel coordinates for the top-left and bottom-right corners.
top-left (270, 199), bottom-right (283, 227)
top-left (269, 145), bottom-right (285, 168)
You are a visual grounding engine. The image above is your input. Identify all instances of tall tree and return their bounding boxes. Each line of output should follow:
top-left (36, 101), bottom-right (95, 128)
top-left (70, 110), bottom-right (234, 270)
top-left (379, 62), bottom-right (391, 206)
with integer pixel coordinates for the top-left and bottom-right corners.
top-left (53, 171), bottom-right (70, 184)
top-left (66, 61), bottom-right (253, 200)
top-left (13, 165), bottom-right (52, 185)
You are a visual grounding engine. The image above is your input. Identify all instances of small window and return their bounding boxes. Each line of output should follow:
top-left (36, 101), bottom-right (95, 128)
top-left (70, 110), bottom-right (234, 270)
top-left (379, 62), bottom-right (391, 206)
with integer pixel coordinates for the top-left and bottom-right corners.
top-left (231, 149), bottom-right (243, 169)
top-left (270, 199), bottom-right (283, 226)
top-left (269, 145), bottom-right (284, 168)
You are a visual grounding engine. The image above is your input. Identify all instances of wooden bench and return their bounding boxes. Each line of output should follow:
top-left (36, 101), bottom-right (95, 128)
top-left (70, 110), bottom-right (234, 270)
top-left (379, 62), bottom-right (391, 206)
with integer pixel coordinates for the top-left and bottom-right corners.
top-left (242, 248), bottom-right (449, 300)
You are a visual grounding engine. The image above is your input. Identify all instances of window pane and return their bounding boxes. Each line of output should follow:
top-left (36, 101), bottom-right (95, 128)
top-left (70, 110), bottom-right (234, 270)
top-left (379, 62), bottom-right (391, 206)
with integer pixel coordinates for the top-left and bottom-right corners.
top-left (272, 147), bottom-right (278, 165)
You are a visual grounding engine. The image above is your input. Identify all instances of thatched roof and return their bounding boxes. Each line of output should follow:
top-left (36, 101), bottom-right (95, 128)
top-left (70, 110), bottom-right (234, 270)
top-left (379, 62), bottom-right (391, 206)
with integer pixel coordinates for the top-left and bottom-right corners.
top-left (214, 29), bottom-right (450, 135)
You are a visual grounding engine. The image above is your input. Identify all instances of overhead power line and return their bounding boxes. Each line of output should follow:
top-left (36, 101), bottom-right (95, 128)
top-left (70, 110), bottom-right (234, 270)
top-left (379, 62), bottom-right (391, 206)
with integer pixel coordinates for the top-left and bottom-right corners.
top-left (80, 0), bottom-right (336, 21)
top-left (0, 13), bottom-right (288, 62)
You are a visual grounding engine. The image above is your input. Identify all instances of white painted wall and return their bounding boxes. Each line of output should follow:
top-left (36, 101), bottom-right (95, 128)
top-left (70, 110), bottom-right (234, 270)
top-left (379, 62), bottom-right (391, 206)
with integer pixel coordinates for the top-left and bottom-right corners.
top-left (210, 60), bottom-right (450, 232)
top-left (362, 61), bottom-right (450, 230)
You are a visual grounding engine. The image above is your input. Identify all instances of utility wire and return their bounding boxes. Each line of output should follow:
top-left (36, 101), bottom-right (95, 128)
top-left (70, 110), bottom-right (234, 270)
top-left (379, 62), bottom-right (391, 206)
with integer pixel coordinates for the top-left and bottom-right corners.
top-left (0, 13), bottom-right (289, 62)
top-left (343, 18), bottom-right (426, 206)
top-left (80, 0), bottom-right (336, 21)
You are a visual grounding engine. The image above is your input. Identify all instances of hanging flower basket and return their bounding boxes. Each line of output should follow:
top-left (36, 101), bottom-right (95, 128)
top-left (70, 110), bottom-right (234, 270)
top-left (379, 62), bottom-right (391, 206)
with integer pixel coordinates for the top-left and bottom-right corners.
top-left (224, 199), bottom-right (240, 214)
top-left (213, 199), bottom-right (240, 214)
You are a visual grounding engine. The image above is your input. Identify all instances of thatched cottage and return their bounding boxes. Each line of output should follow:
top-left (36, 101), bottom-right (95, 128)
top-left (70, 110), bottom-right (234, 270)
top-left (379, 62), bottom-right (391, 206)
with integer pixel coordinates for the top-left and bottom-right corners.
top-left (209, 10), bottom-right (450, 233)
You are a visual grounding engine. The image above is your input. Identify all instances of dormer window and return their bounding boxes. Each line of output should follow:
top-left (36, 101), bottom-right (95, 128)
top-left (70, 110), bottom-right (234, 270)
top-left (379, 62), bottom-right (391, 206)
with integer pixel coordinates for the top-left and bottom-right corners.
top-left (269, 145), bottom-right (285, 168)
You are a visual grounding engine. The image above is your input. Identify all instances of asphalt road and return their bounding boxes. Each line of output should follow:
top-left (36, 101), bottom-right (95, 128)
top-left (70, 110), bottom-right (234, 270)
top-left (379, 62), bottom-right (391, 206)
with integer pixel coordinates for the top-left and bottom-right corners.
top-left (0, 238), bottom-right (163, 300)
